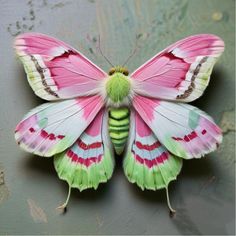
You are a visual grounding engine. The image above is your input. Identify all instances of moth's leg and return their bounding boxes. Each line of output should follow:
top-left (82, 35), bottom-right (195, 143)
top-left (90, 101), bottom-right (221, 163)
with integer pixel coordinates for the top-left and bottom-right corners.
top-left (57, 185), bottom-right (72, 212)
top-left (166, 187), bottom-right (176, 217)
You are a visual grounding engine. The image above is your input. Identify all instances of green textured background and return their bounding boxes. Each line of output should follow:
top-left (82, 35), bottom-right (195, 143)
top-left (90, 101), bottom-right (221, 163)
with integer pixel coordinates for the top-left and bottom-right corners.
top-left (0, 0), bottom-right (235, 235)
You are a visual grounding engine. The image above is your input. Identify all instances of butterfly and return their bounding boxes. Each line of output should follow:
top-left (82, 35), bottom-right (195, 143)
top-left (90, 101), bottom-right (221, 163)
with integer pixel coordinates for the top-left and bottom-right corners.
top-left (14, 33), bottom-right (224, 214)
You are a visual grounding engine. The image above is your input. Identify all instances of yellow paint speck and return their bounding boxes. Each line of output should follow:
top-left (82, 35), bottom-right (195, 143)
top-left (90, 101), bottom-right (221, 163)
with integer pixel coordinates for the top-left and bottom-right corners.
top-left (212, 11), bottom-right (223, 21)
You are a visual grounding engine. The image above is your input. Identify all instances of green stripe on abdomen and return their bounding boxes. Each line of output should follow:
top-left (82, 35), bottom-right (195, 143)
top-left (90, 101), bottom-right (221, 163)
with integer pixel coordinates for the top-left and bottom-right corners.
top-left (109, 108), bottom-right (130, 155)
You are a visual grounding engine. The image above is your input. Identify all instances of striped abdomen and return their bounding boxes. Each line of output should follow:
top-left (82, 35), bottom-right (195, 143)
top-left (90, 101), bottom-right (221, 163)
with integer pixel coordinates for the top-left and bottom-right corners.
top-left (109, 108), bottom-right (130, 155)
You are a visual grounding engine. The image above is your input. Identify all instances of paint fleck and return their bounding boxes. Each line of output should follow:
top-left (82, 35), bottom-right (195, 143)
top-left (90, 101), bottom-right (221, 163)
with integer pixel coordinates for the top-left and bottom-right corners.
top-left (217, 113), bottom-right (235, 169)
top-left (51, 2), bottom-right (65, 9)
top-left (89, 47), bottom-right (94, 54)
top-left (27, 198), bottom-right (48, 223)
top-left (29, 9), bottom-right (36, 20)
top-left (212, 11), bottom-right (223, 21)
top-left (96, 214), bottom-right (104, 228)
top-left (0, 169), bottom-right (5, 185)
top-left (136, 32), bottom-right (149, 40)
top-left (16, 21), bottom-right (21, 30)
top-left (220, 110), bottom-right (235, 134)
top-left (136, 33), bottom-right (143, 39)
top-left (28, 25), bottom-right (34, 30)
top-left (51, 1), bottom-right (72, 9)
top-left (7, 13), bottom-right (34, 36)
top-left (92, 37), bottom-right (97, 43)
top-left (0, 164), bottom-right (10, 205)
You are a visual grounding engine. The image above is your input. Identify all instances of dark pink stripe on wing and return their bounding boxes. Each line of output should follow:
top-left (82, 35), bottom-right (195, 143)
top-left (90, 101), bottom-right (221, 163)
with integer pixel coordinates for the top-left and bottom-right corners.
top-left (135, 141), bottom-right (161, 151)
top-left (40, 129), bottom-right (65, 140)
top-left (134, 152), bottom-right (169, 168)
top-left (67, 149), bottom-right (102, 167)
top-left (172, 131), bottom-right (198, 142)
top-left (77, 139), bottom-right (102, 150)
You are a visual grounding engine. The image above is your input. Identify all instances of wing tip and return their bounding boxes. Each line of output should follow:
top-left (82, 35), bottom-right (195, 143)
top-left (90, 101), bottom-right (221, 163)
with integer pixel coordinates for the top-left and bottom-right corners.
top-left (189, 33), bottom-right (225, 52)
top-left (178, 138), bottom-right (222, 160)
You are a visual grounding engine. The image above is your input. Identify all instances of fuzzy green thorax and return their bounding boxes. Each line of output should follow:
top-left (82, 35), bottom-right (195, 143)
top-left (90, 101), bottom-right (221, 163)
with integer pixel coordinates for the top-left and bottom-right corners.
top-left (106, 68), bottom-right (131, 103)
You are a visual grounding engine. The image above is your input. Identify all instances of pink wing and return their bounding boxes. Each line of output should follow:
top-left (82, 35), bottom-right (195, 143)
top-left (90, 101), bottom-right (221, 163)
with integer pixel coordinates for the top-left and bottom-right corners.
top-left (131, 34), bottom-right (224, 102)
top-left (15, 96), bottom-right (104, 157)
top-left (15, 33), bottom-right (107, 100)
top-left (133, 96), bottom-right (222, 159)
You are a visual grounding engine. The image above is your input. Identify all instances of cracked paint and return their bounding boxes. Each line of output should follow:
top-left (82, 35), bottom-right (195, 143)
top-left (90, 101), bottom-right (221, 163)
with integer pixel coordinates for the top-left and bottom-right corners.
top-left (220, 110), bottom-right (235, 134)
top-left (27, 198), bottom-right (48, 223)
top-left (0, 164), bottom-right (10, 205)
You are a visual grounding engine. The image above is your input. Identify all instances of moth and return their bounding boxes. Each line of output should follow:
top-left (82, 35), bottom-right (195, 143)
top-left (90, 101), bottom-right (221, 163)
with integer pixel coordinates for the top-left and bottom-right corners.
top-left (14, 33), bottom-right (224, 213)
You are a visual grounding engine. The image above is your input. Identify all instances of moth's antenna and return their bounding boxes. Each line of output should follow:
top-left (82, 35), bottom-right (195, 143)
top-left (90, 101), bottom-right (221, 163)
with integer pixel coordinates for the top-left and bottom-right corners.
top-left (97, 35), bottom-right (114, 67)
top-left (122, 36), bottom-right (139, 67)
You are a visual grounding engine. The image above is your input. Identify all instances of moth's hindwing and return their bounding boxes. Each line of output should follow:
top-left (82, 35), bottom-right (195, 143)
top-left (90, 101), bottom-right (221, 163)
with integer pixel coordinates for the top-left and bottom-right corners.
top-left (133, 96), bottom-right (222, 159)
top-left (54, 109), bottom-right (115, 191)
top-left (15, 96), bottom-right (103, 157)
top-left (123, 110), bottom-right (183, 190)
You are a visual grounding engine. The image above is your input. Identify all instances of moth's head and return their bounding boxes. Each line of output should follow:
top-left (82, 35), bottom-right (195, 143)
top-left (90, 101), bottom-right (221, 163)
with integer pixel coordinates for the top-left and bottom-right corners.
top-left (106, 66), bottom-right (131, 105)
top-left (108, 66), bottom-right (129, 76)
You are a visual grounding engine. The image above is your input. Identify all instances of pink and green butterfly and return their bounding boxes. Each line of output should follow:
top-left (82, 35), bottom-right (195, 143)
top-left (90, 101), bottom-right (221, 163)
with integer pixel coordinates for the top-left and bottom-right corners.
top-left (14, 33), bottom-right (224, 214)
